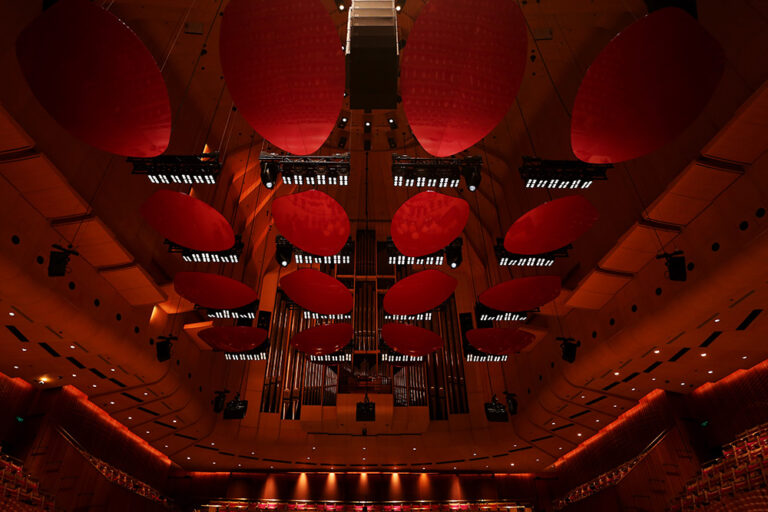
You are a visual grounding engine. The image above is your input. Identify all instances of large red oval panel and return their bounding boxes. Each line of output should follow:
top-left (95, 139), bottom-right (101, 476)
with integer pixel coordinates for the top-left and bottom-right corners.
top-left (479, 276), bottom-right (561, 313)
top-left (141, 190), bottom-right (235, 252)
top-left (382, 324), bottom-right (443, 357)
top-left (280, 269), bottom-right (353, 315)
top-left (467, 328), bottom-right (535, 356)
top-left (291, 323), bottom-right (353, 356)
top-left (272, 190), bottom-right (350, 256)
top-left (391, 191), bottom-right (469, 257)
top-left (504, 196), bottom-right (599, 255)
top-left (198, 327), bottom-right (268, 353)
top-left (220, 0), bottom-right (344, 155)
top-left (383, 270), bottom-right (457, 315)
top-left (174, 272), bottom-right (258, 310)
top-left (571, 8), bottom-right (725, 164)
top-left (16, 0), bottom-right (171, 157)
top-left (401, 0), bottom-right (527, 157)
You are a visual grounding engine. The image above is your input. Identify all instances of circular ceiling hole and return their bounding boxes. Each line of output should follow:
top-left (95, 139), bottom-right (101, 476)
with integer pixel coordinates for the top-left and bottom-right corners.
top-left (134, 326), bottom-right (140, 334)
top-left (591, 331), bottom-right (597, 338)
top-left (631, 305), bottom-right (638, 312)
top-left (757, 207), bottom-right (766, 218)
top-left (687, 262), bottom-right (695, 271)
top-left (739, 221), bottom-right (749, 231)
top-left (11, 235), bottom-right (20, 245)
top-left (609, 318), bottom-right (615, 326)
top-left (655, 287), bottom-right (663, 296)
top-left (68, 281), bottom-right (76, 290)
top-left (94, 299), bottom-right (100, 307)
top-left (36, 256), bottom-right (44, 265)
top-left (712, 242), bottom-right (720, 252)
top-left (116, 313), bottom-right (122, 321)
top-left (149, 338), bottom-right (155, 345)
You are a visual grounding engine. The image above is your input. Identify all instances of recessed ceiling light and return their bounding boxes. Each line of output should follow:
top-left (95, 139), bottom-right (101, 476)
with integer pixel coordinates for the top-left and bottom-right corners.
top-left (653, 349), bottom-right (660, 354)
top-left (681, 383), bottom-right (686, 386)
top-left (536, 459), bottom-right (540, 462)
top-left (13, 365), bottom-right (19, 369)
top-left (212, 462), bottom-right (216, 465)
top-left (551, 422), bottom-right (556, 425)
top-left (577, 433), bottom-right (582, 437)
top-left (580, 395), bottom-right (585, 399)
top-left (187, 456), bottom-right (191, 460)
top-left (110, 368), bottom-right (116, 372)
top-left (743, 356), bottom-right (748, 360)
top-left (708, 370), bottom-right (714, 374)
top-left (92, 384), bottom-right (97, 388)
top-left (614, 372), bottom-right (620, 376)
top-left (72, 374), bottom-right (77, 377)
top-left (473, 452), bottom-right (477, 456)
top-left (652, 377), bottom-right (656, 381)
top-left (21, 348), bottom-right (27, 352)
top-left (715, 319), bottom-right (720, 323)
top-left (412, 447), bottom-right (416, 450)
top-left (70, 345), bottom-right (75, 349)
top-left (595, 419), bottom-right (600, 423)
top-left (146, 431), bottom-right (150, 434)
top-left (558, 447), bottom-right (562, 450)
top-left (362, 447), bottom-right (366, 450)
top-left (128, 416), bottom-right (132, 420)
top-left (700, 353), bottom-right (707, 357)
top-left (613, 405), bottom-right (617, 408)
top-left (109, 401), bottom-right (115, 405)
top-left (510, 463), bottom-right (515, 466)
top-left (8, 312), bottom-right (15, 317)
top-left (631, 388), bottom-right (636, 391)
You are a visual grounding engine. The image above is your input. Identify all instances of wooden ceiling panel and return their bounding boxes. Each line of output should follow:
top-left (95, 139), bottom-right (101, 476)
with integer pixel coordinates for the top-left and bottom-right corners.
top-left (54, 217), bottom-right (133, 269)
top-left (704, 82), bottom-right (768, 164)
top-left (566, 270), bottom-right (633, 310)
top-left (0, 104), bottom-right (33, 155)
top-left (99, 265), bottom-right (166, 306)
top-left (600, 223), bottom-right (679, 274)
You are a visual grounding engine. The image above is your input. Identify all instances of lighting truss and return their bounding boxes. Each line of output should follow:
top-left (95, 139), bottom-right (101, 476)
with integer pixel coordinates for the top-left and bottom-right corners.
top-left (384, 312), bottom-right (433, 321)
top-left (519, 157), bottom-right (611, 189)
top-left (278, 236), bottom-right (354, 265)
top-left (310, 353), bottom-right (353, 363)
top-left (225, 352), bottom-right (267, 361)
top-left (259, 152), bottom-right (350, 187)
top-left (204, 301), bottom-right (259, 320)
top-left (128, 153), bottom-right (221, 185)
top-left (466, 354), bottom-right (508, 362)
top-left (385, 238), bottom-right (463, 267)
top-left (391, 154), bottom-right (481, 189)
top-left (167, 236), bottom-right (244, 263)
top-left (381, 353), bottom-right (424, 363)
top-left (494, 240), bottom-right (571, 267)
top-left (303, 311), bottom-right (352, 321)
top-left (476, 302), bottom-right (530, 323)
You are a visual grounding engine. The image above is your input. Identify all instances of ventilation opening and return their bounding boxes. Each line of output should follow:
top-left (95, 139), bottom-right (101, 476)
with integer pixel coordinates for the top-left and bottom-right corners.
top-left (569, 410), bottom-right (589, 419)
top-left (669, 348), bottom-right (690, 362)
top-left (603, 382), bottom-right (620, 391)
top-left (5, 325), bottom-right (29, 342)
top-left (737, 310), bottom-right (763, 331)
top-left (622, 372), bottom-right (640, 383)
top-left (700, 332), bottom-right (722, 348)
top-left (644, 361), bottom-right (663, 373)
top-left (89, 368), bottom-right (107, 379)
top-left (531, 435), bottom-right (554, 442)
top-left (121, 392), bottom-right (143, 403)
top-left (38, 342), bottom-right (60, 357)
top-left (137, 407), bottom-right (158, 416)
top-left (586, 396), bottom-right (606, 406)
top-left (66, 357), bottom-right (85, 369)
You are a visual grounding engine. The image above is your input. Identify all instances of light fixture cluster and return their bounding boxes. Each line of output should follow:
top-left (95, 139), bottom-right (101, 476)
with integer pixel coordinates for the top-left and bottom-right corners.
top-left (391, 154), bottom-right (482, 191)
top-left (310, 353), bottom-right (352, 363)
top-left (129, 153), bottom-right (221, 185)
top-left (303, 311), bottom-right (352, 321)
top-left (466, 354), bottom-right (508, 362)
top-left (260, 152), bottom-right (350, 189)
top-left (168, 236), bottom-right (244, 263)
top-left (386, 238), bottom-right (462, 268)
top-left (476, 303), bottom-right (529, 323)
top-left (276, 236), bottom-right (354, 267)
top-left (518, 157), bottom-right (611, 190)
top-left (384, 312), bottom-right (433, 321)
top-left (205, 301), bottom-right (258, 320)
top-left (381, 353), bottom-right (423, 363)
top-left (225, 352), bottom-right (267, 361)
top-left (494, 240), bottom-right (570, 267)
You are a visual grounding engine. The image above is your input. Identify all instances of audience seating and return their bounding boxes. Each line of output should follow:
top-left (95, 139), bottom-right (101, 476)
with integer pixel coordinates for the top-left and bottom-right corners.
top-left (0, 447), bottom-right (55, 512)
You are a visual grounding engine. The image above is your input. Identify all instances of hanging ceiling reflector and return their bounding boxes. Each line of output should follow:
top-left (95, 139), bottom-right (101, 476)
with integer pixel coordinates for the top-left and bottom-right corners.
top-left (391, 191), bottom-right (469, 257)
top-left (198, 327), bottom-right (268, 353)
top-left (467, 328), bottom-right (536, 356)
top-left (280, 269), bottom-right (353, 315)
top-left (383, 270), bottom-right (457, 316)
top-left (140, 190), bottom-right (235, 252)
top-left (400, 0), bottom-right (527, 157)
top-left (174, 272), bottom-right (258, 310)
top-left (291, 323), bottom-right (354, 356)
top-left (272, 190), bottom-right (350, 256)
top-left (479, 276), bottom-right (561, 313)
top-left (504, 196), bottom-right (599, 255)
top-left (16, 0), bottom-right (171, 157)
top-left (382, 323), bottom-right (443, 357)
top-left (570, 7), bottom-right (725, 164)
top-left (220, 0), bottom-right (345, 155)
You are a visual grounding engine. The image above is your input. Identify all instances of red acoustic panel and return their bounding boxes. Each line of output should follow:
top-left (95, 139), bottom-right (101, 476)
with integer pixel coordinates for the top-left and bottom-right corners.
top-left (272, 190), bottom-right (350, 256)
top-left (291, 323), bottom-right (353, 356)
top-left (571, 8), bottom-right (725, 164)
top-left (479, 276), bottom-right (561, 312)
top-left (173, 272), bottom-right (258, 310)
top-left (383, 270), bottom-right (457, 315)
top-left (391, 191), bottom-right (469, 257)
top-left (382, 323), bottom-right (443, 357)
top-left (220, 0), bottom-right (344, 155)
top-left (141, 190), bottom-right (235, 252)
top-left (280, 269), bottom-right (353, 315)
top-left (198, 327), bottom-right (268, 353)
top-left (467, 328), bottom-right (535, 356)
top-left (401, 0), bottom-right (527, 157)
top-left (504, 196), bottom-right (599, 255)
top-left (16, 0), bottom-right (170, 157)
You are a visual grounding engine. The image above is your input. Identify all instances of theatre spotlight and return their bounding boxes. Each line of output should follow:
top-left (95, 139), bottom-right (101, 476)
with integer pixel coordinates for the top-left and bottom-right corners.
top-left (657, 251), bottom-right (687, 282)
top-left (48, 244), bottom-right (78, 277)
top-left (335, 0), bottom-right (346, 11)
top-left (558, 337), bottom-right (581, 364)
top-left (260, 162), bottom-right (278, 189)
top-left (337, 115), bottom-right (349, 129)
top-left (462, 165), bottom-right (482, 192)
top-left (445, 239), bottom-right (463, 269)
top-left (387, 116), bottom-right (398, 130)
top-left (275, 238), bottom-right (294, 268)
top-left (395, 0), bottom-right (406, 12)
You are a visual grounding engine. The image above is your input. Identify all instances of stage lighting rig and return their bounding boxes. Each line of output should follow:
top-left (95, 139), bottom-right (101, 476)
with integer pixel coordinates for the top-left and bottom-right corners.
top-left (475, 302), bottom-right (529, 324)
top-left (303, 311), bottom-right (352, 321)
top-left (384, 312), bottom-right (433, 322)
top-left (385, 238), bottom-right (465, 267)
top-left (205, 301), bottom-right (258, 321)
top-left (519, 157), bottom-right (611, 190)
top-left (657, 250), bottom-right (687, 282)
top-left (558, 337), bottom-right (581, 363)
top-left (310, 350), bottom-right (353, 364)
top-left (380, 339), bottom-right (424, 363)
top-left (494, 239), bottom-right (570, 267)
top-left (391, 154), bottom-right (482, 190)
top-left (223, 392), bottom-right (248, 420)
top-left (259, 152), bottom-right (350, 187)
top-left (166, 235), bottom-right (244, 264)
top-left (445, 238), bottom-right (464, 269)
top-left (277, 236), bottom-right (354, 265)
top-left (128, 153), bottom-right (221, 185)
top-left (484, 395), bottom-right (508, 422)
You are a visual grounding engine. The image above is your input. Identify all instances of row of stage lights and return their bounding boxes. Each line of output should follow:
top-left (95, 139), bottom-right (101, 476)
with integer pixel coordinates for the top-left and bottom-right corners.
top-left (276, 236), bottom-right (354, 268)
top-left (334, 0), bottom-right (406, 12)
top-left (260, 152), bottom-right (350, 190)
top-left (391, 154), bottom-right (481, 191)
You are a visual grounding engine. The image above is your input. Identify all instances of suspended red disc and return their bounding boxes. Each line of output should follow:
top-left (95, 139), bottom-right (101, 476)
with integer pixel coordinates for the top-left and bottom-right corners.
top-left (220, 0), bottom-right (344, 155)
top-left (383, 270), bottom-right (457, 315)
top-left (401, 0), bottom-right (527, 157)
top-left (467, 328), bottom-right (535, 356)
top-left (174, 272), bottom-right (258, 310)
top-left (141, 190), bottom-right (235, 252)
top-left (16, 0), bottom-right (170, 157)
top-left (382, 323), bottom-right (443, 357)
top-left (280, 269), bottom-right (353, 315)
top-left (391, 191), bottom-right (469, 257)
top-left (291, 323), bottom-right (354, 356)
top-left (571, 8), bottom-right (725, 164)
top-left (479, 276), bottom-right (561, 313)
top-left (272, 190), bottom-right (350, 256)
top-left (198, 326), bottom-right (268, 353)
top-left (504, 196), bottom-right (599, 255)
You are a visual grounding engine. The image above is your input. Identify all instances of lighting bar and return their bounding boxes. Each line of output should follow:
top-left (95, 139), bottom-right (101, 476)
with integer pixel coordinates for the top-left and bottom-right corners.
top-left (128, 153), bottom-right (222, 185)
top-left (278, 236), bottom-right (354, 266)
top-left (519, 157), bottom-right (611, 189)
top-left (381, 353), bottom-right (424, 363)
top-left (259, 152), bottom-right (350, 187)
top-left (167, 236), bottom-right (244, 264)
top-left (385, 238), bottom-right (463, 267)
top-left (494, 240), bottom-right (571, 267)
top-left (205, 301), bottom-right (259, 320)
top-left (303, 312), bottom-right (352, 321)
top-left (391, 154), bottom-right (480, 190)
top-left (225, 352), bottom-right (267, 361)
top-left (466, 354), bottom-right (508, 362)
top-left (310, 353), bottom-right (353, 363)
top-left (479, 312), bottom-right (528, 323)
top-left (384, 313), bottom-right (433, 321)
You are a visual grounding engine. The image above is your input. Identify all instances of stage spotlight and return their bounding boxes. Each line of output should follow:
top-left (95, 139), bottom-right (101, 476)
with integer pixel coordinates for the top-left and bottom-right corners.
top-left (364, 121), bottom-right (372, 134)
top-left (275, 239), bottom-right (294, 268)
top-left (338, 136), bottom-right (347, 149)
top-left (558, 337), bottom-right (581, 364)
top-left (223, 392), bottom-right (248, 419)
top-left (657, 251), bottom-right (687, 282)
top-left (395, 0), bottom-right (406, 12)
top-left (260, 162), bottom-right (278, 189)
top-left (388, 137), bottom-right (397, 149)
top-left (338, 115), bottom-right (349, 129)
top-left (445, 239), bottom-right (463, 269)
top-left (462, 165), bottom-right (482, 192)
top-left (484, 395), bottom-right (508, 422)
top-left (48, 244), bottom-right (78, 277)
top-left (504, 392), bottom-right (518, 415)
top-left (335, 0), bottom-right (345, 11)
top-left (387, 116), bottom-right (398, 129)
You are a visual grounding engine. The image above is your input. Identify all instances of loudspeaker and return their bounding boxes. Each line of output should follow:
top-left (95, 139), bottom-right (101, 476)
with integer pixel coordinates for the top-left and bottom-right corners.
top-left (156, 340), bottom-right (172, 362)
top-left (561, 341), bottom-right (580, 363)
top-left (667, 255), bottom-right (687, 282)
top-left (356, 401), bottom-right (375, 422)
top-left (48, 251), bottom-right (70, 277)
